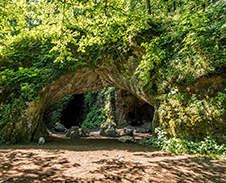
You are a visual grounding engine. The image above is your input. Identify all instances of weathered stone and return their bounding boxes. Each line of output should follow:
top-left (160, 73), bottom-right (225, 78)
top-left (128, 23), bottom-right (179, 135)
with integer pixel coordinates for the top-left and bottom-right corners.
top-left (114, 90), bottom-right (154, 129)
top-left (123, 125), bottom-right (151, 133)
top-left (100, 122), bottom-right (117, 137)
top-left (79, 128), bottom-right (90, 137)
top-left (100, 127), bottom-right (117, 137)
top-left (116, 129), bottom-right (124, 137)
top-left (43, 109), bottom-right (61, 131)
top-left (70, 129), bottom-right (80, 139)
top-left (135, 127), bottom-right (150, 133)
top-left (1, 56), bottom-right (158, 143)
top-left (122, 128), bottom-right (134, 136)
top-left (3, 38), bottom-right (225, 144)
top-left (105, 122), bottom-right (117, 129)
top-left (54, 122), bottom-right (67, 132)
top-left (38, 137), bottom-right (45, 145)
top-left (69, 127), bottom-right (89, 139)
top-left (66, 126), bottom-right (81, 137)
top-left (118, 136), bottom-right (134, 143)
top-left (66, 130), bottom-right (71, 137)
top-left (116, 128), bottom-right (133, 137)
top-left (71, 126), bottom-right (79, 130)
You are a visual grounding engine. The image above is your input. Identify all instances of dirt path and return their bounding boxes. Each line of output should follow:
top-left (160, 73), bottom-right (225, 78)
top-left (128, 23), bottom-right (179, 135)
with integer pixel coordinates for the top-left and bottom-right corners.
top-left (0, 136), bottom-right (226, 183)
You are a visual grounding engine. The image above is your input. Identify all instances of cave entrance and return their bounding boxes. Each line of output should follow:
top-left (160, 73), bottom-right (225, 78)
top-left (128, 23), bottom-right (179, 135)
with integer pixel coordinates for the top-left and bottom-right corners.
top-left (43, 87), bottom-right (117, 132)
top-left (43, 94), bottom-right (85, 132)
top-left (61, 94), bottom-right (85, 129)
top-left (127, 103), bottom-right (154, 130)
top-left (43, 87), bottom-right (155, 134)
top-left (115, 90), bottom-right (155, 132)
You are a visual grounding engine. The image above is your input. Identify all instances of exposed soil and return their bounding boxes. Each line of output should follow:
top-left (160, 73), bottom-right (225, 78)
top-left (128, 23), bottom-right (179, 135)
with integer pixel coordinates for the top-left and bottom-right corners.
top-left (0, 132), bottom-right (226, 183)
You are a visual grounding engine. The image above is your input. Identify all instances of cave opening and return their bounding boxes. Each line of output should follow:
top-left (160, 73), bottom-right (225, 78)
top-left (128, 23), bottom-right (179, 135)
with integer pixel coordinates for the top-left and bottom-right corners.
top-left (127, 103), bottom-right (155, 129)
top-left (60, 94), bottom-right (85, 129)
top-left (115, 89), bottom-right (155, 132)
top-left (43, 94), bottom-right (85, 132)
top-left (43, 87), bottom-right (155, 133)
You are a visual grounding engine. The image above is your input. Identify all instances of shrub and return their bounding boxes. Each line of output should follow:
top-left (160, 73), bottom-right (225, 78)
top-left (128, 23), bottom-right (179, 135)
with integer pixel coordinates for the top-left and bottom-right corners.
top-left (81, 108), bottom-right (107, 129)
top-left (81, 88), bottom-right (113, 129)
top-left (146, 128), bottom-right (226, 157)
top-left (0, 136), bottom-right (5, 144)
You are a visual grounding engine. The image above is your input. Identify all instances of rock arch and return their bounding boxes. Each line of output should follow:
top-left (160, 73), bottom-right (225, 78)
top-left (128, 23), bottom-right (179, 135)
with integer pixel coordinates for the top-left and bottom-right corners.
top-left (4, 63), bottom-right (157, 143)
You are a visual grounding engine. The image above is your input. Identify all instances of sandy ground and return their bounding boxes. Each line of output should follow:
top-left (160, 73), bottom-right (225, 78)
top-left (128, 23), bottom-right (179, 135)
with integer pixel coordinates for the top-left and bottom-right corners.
top-left (0, 133), bottom-right (226, 183)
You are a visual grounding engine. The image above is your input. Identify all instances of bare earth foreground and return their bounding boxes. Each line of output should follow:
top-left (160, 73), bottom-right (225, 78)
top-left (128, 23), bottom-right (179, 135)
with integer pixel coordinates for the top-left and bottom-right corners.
top-left (0, 132), bottom-right (226, 183)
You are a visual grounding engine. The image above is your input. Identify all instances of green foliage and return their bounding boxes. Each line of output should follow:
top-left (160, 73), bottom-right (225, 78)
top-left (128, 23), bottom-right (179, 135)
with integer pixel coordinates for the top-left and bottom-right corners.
top-left (81, 90), bottom-right (107, 129)
top-left (0, 0), bottom-right (149, 132)
top-left (146, 128), bottom-right (226, 157)
top-left (81, 87), bottom-right (116, 129)
top-left (81, 108), bottom-right (107, 129)
top-left (137, 0), bottom-right (226, 93)
top-left (84, 91), bottom-right (99, 114)
top-left (158, 89), bottom-right (226, 140)
top-left (0, 29), bottom-right (84, 129)
top-left (146, 127), bottom-right (168, 148)
top-left (0, 136), bottom-right (5, 144)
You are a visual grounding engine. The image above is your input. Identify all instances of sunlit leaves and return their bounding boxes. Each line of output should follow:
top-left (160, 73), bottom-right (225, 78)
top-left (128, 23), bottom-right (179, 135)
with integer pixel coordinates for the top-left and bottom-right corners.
top-left (136, 0), bottom-right (226, 94)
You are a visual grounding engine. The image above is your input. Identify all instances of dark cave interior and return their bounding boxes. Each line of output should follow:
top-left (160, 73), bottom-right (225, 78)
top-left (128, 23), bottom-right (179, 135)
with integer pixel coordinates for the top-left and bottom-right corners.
top-left (60, 94), bottom-right (85, 129)
top-left (127, 103), bottom-right (154, 127)
top-left (43, 90), bottom-right (155, 131)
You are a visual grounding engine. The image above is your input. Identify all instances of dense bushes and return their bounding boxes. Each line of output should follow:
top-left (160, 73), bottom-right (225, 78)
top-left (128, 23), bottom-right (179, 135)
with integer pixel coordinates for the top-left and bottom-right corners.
top-left (81, 88), bottom-right (116, 129)
top-left (0, 136), bottom-right (5, 144)
top-left (0, 31), bottom-right (62, 128)
top-left (137, 0), bottom-right (226, 94)
top-left (146, 128), bottom-right (226, 157)
top-left (81, 108), bottom-right (107, 129)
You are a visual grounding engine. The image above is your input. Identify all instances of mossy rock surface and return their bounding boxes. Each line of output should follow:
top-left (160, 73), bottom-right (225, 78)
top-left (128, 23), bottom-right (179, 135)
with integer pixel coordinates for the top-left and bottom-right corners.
top-left (118, 136), bottom-right (134, 143)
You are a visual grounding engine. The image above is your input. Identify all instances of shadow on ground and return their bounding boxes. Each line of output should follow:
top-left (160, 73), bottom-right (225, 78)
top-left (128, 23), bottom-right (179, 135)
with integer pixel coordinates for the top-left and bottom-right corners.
top-left (0, 136), bottom-right (154, 152)
top-left (0, 136), bottom-right (226, 182)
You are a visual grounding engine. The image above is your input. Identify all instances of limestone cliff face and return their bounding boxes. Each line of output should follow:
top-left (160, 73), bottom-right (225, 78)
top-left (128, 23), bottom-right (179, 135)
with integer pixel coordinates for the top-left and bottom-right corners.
top-left (0, 44), bottom-right (158, 143)
top-left (29, 64), bottom-right (156, 140)
top-left (1, 41), bottom-right (225, 143)
top-left (115, 89), bottom-right (154, 129)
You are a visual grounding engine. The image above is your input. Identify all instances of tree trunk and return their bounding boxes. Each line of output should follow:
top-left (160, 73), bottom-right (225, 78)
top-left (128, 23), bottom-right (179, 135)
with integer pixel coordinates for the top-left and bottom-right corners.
top-left (145, 0), bottom-right (151, 14)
